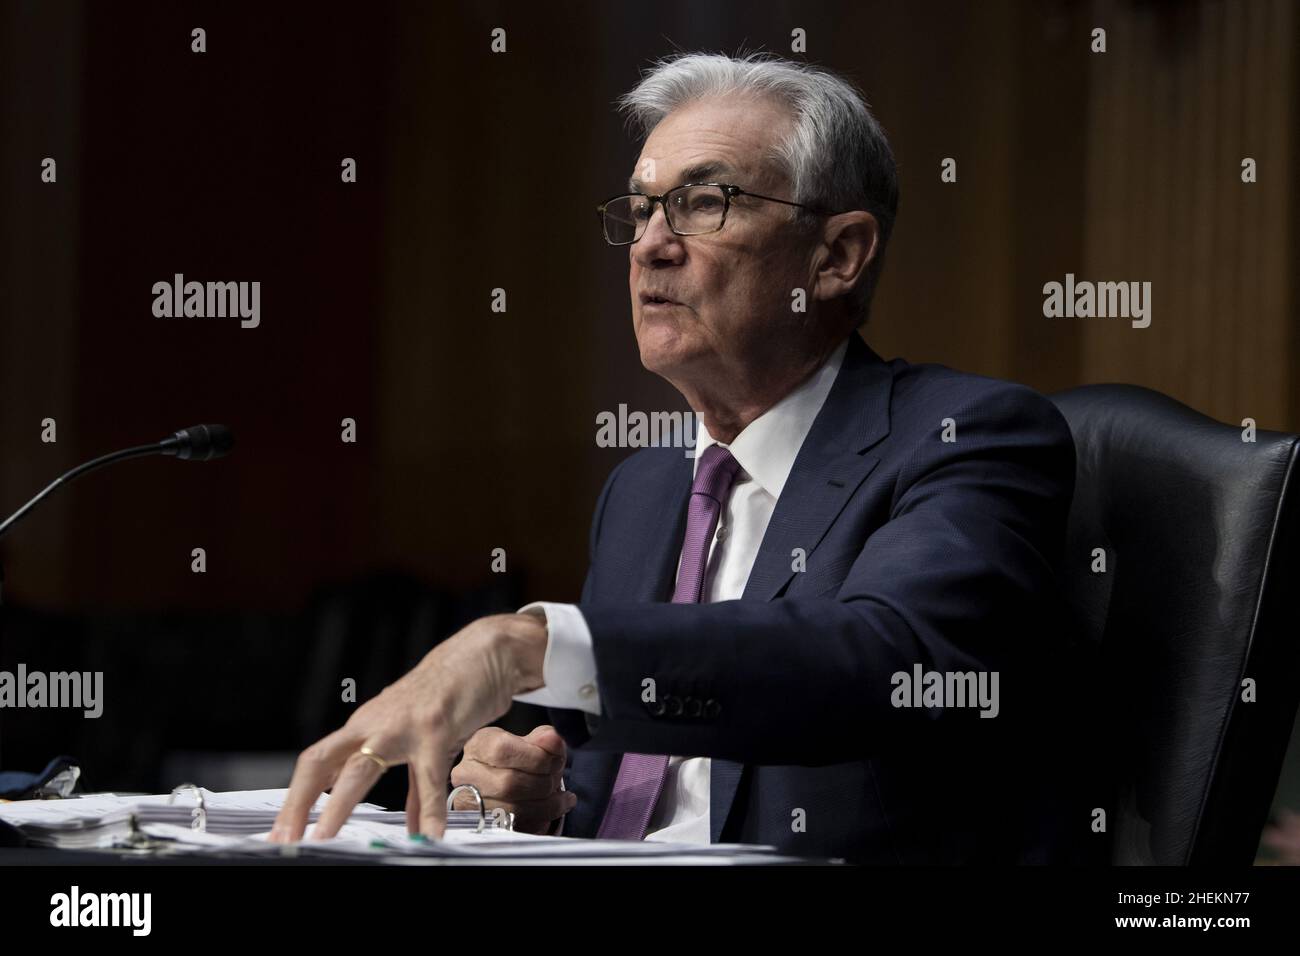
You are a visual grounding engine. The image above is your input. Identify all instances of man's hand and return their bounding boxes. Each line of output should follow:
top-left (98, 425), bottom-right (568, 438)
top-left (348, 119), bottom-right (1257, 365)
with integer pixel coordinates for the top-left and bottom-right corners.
top-left (268, 612), bottom-right (548, 843)
top-left (449, 725), bottom-right (576, 834)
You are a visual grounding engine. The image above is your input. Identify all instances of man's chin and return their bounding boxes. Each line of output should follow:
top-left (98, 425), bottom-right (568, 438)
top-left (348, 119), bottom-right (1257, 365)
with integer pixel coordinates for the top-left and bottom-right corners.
top-left (637, 339), bottom-right (697, 378)
top-left (634, 317), bottom-right (712, 378)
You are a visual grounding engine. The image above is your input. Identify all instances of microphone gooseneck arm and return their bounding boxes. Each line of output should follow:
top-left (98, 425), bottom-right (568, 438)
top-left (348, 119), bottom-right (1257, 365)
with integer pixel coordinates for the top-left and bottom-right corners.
top-left (0, 443), bottom-right (164, 540)
top-left (0, 425), bottom-right (232, 606)
top-left (0, 424), bottom-right (233, 542)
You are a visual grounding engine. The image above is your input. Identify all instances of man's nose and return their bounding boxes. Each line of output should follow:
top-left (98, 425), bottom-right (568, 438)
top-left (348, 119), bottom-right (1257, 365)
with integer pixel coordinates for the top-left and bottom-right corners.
top-left (631, 202), bottom-right (684, 265)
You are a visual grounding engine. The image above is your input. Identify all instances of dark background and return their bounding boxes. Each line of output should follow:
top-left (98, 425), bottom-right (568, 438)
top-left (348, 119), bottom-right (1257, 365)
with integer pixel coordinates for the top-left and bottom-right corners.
top-left (1, 0), bottom-right (1297, 844)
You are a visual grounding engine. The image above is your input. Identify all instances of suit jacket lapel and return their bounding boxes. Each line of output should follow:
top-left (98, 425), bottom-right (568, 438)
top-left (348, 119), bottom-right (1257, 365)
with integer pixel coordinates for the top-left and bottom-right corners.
top-left (710, 333), bottom-right (894, 842)
top-left (610, 451), bottom-right (694, 603)
top-left (741, 334), bottom-right (893, 602)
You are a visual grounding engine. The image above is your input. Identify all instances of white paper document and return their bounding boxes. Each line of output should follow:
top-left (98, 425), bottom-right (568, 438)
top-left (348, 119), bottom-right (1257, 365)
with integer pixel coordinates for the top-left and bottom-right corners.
top-left (0, 787), bottom-right (804, 864)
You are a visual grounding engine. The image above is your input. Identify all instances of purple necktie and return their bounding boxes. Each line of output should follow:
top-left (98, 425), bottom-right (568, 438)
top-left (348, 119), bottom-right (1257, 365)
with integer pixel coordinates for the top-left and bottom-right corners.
top-left (595, 444), bottom-right (742, 840)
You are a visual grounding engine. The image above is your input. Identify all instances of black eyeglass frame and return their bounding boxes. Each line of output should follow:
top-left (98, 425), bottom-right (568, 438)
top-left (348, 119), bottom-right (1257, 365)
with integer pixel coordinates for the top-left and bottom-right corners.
top-left (595, 182), bottom-right (838, 245)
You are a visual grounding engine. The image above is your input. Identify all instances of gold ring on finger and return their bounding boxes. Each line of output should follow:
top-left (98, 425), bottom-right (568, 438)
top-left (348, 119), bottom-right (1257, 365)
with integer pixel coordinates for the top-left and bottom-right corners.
top-left (358, 746), bottom-right (391, 773)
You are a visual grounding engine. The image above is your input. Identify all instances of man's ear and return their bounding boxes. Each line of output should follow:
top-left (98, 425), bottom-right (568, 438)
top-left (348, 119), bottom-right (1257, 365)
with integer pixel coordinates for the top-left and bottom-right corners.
top-left (812, 211), bottom-right (879, 305)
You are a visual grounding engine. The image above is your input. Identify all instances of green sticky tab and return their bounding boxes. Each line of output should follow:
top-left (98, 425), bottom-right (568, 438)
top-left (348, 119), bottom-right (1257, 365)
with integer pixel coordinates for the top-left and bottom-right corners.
top-left (409, 833), bottom-right (430, 844)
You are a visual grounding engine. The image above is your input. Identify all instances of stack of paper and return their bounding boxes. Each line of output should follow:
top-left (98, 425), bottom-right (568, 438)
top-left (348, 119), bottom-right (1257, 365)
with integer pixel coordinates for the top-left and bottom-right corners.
top-left (0, 788), bottom-right (402, 848)
top-left (0, 787), bottom-right (806, 864)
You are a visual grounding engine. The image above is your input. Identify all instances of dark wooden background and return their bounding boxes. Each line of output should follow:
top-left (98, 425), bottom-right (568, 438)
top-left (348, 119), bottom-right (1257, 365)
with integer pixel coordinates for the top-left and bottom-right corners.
top-left (0, 0), bottom-right (1296, 821)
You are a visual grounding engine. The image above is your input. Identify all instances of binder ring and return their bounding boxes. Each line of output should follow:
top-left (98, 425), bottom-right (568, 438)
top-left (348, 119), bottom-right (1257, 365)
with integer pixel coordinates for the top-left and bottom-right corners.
top-left (446, 783), bottom-right (488, 833)
top-left (167, 782), bottom-right (207, 832)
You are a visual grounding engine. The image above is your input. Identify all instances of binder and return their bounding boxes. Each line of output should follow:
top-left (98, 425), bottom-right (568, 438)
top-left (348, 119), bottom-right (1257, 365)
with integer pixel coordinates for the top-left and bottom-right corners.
top-left (443, 783), bottom-right (515, 831)
top-left (164, 782), bottom-right (514, 834)
top-left (0, 781), bottom-right (513, 849)
top-left (0, 782), bottom-right (806, 863)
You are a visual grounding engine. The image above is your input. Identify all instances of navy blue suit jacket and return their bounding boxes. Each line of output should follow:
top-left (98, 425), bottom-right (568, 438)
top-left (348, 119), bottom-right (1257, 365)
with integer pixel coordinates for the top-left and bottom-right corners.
top-left (548, 334), bottom-right (1086, 864)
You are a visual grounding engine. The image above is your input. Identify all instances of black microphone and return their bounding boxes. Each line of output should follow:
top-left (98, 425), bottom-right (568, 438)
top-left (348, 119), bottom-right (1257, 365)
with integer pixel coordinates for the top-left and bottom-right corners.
top-left (160, 424), bottom-right (235, 462)
top-left (0, 425), bottom-right (234, 544)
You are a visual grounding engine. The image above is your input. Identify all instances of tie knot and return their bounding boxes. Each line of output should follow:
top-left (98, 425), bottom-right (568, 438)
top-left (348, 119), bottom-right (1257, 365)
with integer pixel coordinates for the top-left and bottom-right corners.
top-left (692, 444), bottom-right (741, 501)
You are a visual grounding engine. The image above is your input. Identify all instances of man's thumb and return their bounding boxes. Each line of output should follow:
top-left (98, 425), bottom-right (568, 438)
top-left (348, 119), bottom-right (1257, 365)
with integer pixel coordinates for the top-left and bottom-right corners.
top-left (526, 724), bottom-right (567, 756)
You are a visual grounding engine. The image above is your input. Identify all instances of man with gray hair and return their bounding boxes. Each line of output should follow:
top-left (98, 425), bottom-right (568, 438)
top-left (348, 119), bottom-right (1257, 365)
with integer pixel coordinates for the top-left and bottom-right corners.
top-left (272, 52), bottom-right (1082, 864)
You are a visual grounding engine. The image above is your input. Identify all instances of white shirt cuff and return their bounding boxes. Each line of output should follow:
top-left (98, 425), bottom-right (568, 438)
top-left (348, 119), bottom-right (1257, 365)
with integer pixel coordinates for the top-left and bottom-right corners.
top-left (512, 602), bottom-right (602, 715)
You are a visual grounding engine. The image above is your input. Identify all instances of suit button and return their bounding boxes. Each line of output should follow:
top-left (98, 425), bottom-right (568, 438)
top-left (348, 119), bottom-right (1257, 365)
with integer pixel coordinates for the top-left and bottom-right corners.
top-left (704, 699), bottom-right (721, 718)
top-left (647, 698), bottom-right (667, 716)
top-left (664, 695), bottom-right (682, 716)
top-left (684, 696), bottom-right (702, 717)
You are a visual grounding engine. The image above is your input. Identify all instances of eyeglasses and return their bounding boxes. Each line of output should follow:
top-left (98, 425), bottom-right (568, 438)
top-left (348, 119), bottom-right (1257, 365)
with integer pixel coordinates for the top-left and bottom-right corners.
top-left (596, 182), bottom-right (834, 246)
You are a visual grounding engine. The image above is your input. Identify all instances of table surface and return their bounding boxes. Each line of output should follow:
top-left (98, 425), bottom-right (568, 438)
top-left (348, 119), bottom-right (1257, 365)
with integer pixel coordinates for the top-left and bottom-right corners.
top-left (0, 844), bottom-right (832, 866)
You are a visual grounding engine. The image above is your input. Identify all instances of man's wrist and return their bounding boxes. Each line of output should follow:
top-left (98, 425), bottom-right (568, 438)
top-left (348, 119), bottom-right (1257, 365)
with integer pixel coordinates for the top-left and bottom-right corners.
top-left (504, 610), bottom-right (548, 694)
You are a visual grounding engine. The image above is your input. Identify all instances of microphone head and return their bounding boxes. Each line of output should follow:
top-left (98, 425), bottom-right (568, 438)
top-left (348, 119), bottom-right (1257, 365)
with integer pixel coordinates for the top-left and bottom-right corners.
top-left (166, 425), bottom-right (234, 461)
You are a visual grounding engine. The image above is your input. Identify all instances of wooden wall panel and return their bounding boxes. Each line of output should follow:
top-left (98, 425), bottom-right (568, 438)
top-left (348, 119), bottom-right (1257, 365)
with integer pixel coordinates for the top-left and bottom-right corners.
top-left (1080, 0), bottom-right (1296, 430)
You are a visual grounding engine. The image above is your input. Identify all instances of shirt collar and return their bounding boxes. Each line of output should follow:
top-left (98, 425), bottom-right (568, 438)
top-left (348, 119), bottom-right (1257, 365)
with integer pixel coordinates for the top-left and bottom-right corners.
top-left (693, 337), bottom-right (850, 499)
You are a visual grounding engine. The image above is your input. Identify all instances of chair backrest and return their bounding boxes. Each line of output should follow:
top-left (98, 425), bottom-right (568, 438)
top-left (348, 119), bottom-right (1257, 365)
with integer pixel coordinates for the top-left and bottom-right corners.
top-left (1048, 384), bottom-right (1300, 864)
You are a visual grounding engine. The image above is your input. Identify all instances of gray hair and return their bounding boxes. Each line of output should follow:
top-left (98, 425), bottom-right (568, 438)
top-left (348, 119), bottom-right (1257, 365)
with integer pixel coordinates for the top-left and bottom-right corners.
top-left (616, 51), bottom-right (899, 327)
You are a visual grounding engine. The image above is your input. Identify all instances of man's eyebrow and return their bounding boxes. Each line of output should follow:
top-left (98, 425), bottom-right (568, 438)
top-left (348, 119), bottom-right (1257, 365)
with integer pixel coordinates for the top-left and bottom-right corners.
top-left (628, 160), bottom-right (739, 193)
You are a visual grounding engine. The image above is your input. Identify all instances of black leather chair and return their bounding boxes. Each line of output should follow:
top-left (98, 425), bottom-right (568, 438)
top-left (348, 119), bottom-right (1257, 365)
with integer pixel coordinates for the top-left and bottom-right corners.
top-left (1048, 384), bottom-right (1300, 864)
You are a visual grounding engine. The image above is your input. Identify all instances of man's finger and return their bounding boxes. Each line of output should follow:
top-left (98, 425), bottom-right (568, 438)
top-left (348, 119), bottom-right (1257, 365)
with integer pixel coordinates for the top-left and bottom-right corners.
top-left (269, 728), bottom-right (356, 843)
top-left (309, 747), bottom-right (389, 840)
top-left (450, 758), bottom-right (561, 800)
top-left (411, 748), bottom-right (448, 839)
top-left (405, 780), bottom-right (420, 836)
top-left (525, 724), bottom-right (568, 760)
top-left (465, 726), bottom-right (565, 775)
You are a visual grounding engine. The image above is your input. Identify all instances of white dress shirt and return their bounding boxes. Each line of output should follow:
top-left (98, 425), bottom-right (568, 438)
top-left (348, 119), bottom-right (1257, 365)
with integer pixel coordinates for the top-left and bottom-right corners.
top-left (514, 338), bottom-right (848, 841)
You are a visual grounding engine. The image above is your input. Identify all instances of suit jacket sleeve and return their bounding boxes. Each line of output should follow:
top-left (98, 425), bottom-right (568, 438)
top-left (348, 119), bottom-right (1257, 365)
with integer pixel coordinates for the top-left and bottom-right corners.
top-left (572, 383), bottom-right (1077, 766)
top-left (545, 455), bottom-right (627, 749)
